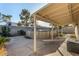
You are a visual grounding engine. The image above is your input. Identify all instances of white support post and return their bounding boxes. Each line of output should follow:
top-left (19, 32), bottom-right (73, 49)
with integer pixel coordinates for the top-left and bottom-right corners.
top-left (33, 15), bottom-right (37, 53)
top-left (51, 25), bottom-right (53, 40)
top-left (57, 26), bottom-right (59, 37)
top-left (75, 25), bottom-right (79, 40)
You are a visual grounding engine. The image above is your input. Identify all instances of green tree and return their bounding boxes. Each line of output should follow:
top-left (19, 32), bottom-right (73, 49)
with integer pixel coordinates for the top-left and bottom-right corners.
top-left (2, 14), bottom-right (12, 22)
top-left (17, 22), bottom-right (22, 26)
top-left (19, 9), bottom-right (30, 26)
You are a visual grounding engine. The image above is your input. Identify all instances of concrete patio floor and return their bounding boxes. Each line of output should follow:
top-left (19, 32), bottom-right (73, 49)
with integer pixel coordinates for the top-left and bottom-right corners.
top-left (6, 36), bottom-right (63, 56)
top-left (6, 36), bottom-right (79, 56)
top-left (6, 36), bottom-right (33, 56)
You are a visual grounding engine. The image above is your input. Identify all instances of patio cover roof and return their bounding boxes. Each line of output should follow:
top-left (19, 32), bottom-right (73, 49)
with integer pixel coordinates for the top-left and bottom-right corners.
top-left (33, 3), bottom-right (79, 26)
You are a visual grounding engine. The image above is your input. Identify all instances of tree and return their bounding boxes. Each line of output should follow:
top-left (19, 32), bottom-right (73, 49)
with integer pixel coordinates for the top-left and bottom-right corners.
top-left (21, 20), bottom-right (25, 25)
top-left (17, 22), bottom-right (22, 26)
top-left (19, 9), bottom-right (30, 26)
top-left (2, 14), bottom-right (12, 26)
top-left (2, 14), bottom-right (12, 22)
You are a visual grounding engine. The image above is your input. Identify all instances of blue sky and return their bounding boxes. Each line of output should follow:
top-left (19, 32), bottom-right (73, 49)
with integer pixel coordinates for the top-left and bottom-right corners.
top-left (0, 3), bottom-right (47, 23)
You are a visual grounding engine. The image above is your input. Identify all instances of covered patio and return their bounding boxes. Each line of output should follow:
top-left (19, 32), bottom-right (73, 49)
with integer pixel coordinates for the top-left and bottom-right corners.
top-left (32, 3), bottom-right (79, 55)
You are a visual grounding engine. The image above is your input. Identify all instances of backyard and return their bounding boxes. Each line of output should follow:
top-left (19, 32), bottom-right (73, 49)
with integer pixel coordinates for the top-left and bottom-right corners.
top-left (6, 36), bottom-right (64, 56)
top-left (5, 36), bottom-right (79, 56)
top-left (0, 3), bottom-right (79, 56)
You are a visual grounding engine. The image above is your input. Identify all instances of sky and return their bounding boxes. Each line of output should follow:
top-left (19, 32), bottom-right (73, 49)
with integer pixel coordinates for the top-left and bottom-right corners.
top-left (0, 3), bottom-right (51, 27)
top-left (0, 3), bottom-right (47, 22)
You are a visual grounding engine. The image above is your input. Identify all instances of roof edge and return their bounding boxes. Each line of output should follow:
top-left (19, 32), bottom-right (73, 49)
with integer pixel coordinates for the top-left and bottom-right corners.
top-left (32, 3), bottom-right (51, 15)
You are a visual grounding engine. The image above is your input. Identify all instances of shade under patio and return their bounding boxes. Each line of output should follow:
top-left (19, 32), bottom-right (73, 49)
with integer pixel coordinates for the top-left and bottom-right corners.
top-left (32, 3), bottom-right (79, 53)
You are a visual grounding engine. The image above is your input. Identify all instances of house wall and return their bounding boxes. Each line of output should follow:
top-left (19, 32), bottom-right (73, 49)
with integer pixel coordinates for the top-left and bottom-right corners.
top-left (0, 25), bottom-right (76, 39)
top-left (0, 25), bottom-right (51, 39)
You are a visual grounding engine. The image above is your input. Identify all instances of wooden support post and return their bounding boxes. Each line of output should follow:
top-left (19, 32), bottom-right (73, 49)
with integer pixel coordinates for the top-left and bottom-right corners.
top-left (51, 25), bottom-right (53, 40)
top-left (75, 24), bottom-right (79, 40)
top-left (33, 15), bottom-right (37, 53)
top-left (57, 26), bottom-right (59, 37)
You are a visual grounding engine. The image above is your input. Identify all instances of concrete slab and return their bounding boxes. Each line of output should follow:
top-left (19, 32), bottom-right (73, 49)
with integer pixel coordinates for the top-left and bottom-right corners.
top-left (45, 50), bottom-right (62, 56)
top-left (6, 36), bottom-right (33, 56)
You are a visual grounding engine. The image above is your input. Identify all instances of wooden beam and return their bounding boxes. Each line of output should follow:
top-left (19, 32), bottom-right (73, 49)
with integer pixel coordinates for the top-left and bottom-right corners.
top-left (49, 10), bottom-right (70, 18)
top-left (32, 4), bottom-right (50, 15)
top-left (71, 4), bottom-right (79, 24)
top-left (51, 24), bottom-right (54, 40)
top-left (40, 5), bottom-right (66, 16)
top-left (36, 14), bottom-right (59, 25)
top-left (68, 4), bottom-right (76, 25)
top-left (37, 12), bottom-right (72, 26)
top-left (36, 14), bottom-right (51, 23)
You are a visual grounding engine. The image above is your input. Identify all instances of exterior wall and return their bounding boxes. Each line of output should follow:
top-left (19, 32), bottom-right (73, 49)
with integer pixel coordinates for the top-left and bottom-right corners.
top-left (0, 25), bottom-right (76, 39)
top-left (10, 26), bottom-right (27, 35)
top-left (0, 25), bottom-right (51, 39)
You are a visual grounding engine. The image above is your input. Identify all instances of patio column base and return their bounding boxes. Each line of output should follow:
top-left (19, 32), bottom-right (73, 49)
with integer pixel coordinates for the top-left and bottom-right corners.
top-left (32, 52), bottom-right (38, 56)
top-left (75, 24), bottom-right (79, 40)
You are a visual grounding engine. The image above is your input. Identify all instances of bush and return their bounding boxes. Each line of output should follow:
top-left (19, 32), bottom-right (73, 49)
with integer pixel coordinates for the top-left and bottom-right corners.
top-left (0, 36), bottom-right (10, 47)
top-left (1, 26), bottom-right (10, 37)
top-left (17, 30), bottom-right (26, 35)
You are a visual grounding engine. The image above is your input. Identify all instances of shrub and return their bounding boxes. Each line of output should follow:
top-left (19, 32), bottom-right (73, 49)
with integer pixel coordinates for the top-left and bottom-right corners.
top-left (1, 26), bottom-right (10, 37)
top-left (0, 36), bottom-right (10, 47)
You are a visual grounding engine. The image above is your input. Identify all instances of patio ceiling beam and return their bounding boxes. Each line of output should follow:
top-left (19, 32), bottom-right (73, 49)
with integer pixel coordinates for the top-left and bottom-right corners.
top-left (36, 14), bottom-right (59, 25)
top-left (36, 14), bottom-right (51, 23)
top-left (40, 6), bottom-right (66, 17)
top-left (68, 4), bottom-right (76, 25)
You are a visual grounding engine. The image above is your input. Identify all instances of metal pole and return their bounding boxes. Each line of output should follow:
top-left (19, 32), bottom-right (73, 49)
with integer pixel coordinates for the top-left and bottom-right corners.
top-left (33, 15), bottom-right (37, 53)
